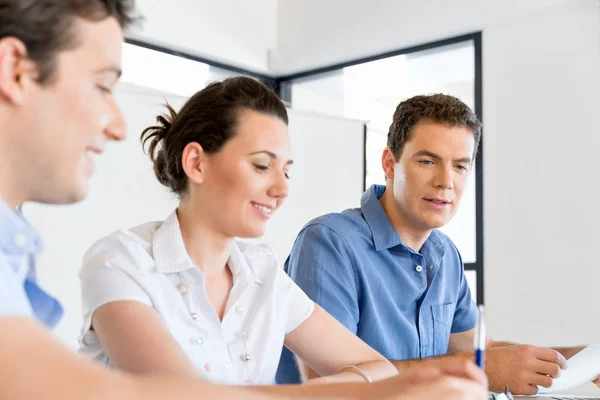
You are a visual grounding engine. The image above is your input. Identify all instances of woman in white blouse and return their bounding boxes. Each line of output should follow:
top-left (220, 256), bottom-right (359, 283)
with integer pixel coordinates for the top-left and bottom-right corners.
top-left (77, 77), bottom-right (487, 400)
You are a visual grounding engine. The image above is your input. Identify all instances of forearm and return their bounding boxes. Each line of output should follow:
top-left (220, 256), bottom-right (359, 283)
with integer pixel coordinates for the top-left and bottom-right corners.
top-left (391, 353), bottom-right (469, 370)
top-left (488, 341), bottom-right (515, 348)
top-left (0, 318), bottom-right (342, 400)
top-left (304, 360), bottom-right (398, 384)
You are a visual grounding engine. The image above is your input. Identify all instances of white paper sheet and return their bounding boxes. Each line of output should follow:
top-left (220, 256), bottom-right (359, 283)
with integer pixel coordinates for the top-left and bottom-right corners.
top-left (538, 342), bottom-right (600, 393)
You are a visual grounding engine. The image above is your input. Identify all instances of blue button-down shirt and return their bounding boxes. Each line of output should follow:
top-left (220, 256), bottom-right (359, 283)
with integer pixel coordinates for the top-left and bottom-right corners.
top-left (276, 184), bottom-right (477, 383)
top-left (0, 198), bottom-right (63, 328)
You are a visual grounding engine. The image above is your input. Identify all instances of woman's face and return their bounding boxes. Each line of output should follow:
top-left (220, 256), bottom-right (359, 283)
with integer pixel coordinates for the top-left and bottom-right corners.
top-left (192, 109), bottom-right (292, 238)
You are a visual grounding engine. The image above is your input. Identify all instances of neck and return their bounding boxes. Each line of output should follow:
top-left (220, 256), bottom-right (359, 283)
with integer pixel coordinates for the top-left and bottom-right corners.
top-left (0, 143), bottom-right (27, 210)
top-left (176, 199), bottom-right (232, 277)
top-left (379, 185), bottom-right (432, 252)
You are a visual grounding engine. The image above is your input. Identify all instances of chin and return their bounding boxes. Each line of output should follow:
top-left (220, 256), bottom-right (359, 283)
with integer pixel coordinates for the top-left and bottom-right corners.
top-left (61, 182), bottom-right (89, 204)
top-left (237, 224), bottom-right (267, 239)
top-left (423, 218), bottom-right (449, 230)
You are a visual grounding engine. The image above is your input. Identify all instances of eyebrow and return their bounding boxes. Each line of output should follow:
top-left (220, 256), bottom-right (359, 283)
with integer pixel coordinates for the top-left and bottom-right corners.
top-left (248, 150), bottom-right (294, 165)
top-left (413, 150), bottom-right (472, 164)
top-left (94, 66), bottom-right (122, 79)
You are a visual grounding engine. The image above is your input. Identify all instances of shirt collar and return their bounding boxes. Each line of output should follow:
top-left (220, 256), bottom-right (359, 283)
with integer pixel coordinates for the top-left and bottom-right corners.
top-left (152, 210), bottom-right (261, 283)
top-left (0, 198), bottom-right (42, 261)
top-left (361, 185), bottom-right (446, 263)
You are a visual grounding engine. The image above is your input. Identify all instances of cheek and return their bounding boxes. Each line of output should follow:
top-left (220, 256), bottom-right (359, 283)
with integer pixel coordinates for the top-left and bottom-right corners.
top-left (208, 165), bottom-right (256, 205)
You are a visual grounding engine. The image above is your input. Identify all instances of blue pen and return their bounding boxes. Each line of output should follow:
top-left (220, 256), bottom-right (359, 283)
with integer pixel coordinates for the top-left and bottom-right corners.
top-left (474, 305), bottom-right (486, 368)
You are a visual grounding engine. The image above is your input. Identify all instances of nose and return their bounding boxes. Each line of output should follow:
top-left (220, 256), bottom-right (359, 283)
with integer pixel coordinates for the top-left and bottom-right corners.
top-left (103, 97), bottom-right (127, 141)
top-left (267, 170), bottom-right (289, 200)
top-left (433, 164), bottom-right (453, 190)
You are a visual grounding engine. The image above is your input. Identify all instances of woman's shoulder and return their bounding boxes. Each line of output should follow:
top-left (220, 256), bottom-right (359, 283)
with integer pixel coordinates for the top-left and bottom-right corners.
top-left (80, 220), bottom-right (164, 276)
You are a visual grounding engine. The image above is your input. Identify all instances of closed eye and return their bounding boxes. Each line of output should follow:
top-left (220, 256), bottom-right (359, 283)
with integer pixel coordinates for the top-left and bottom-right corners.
top-left (97, 85), bottom-right (113, 95)
top-left (254, 164), bottom-right (268, 172)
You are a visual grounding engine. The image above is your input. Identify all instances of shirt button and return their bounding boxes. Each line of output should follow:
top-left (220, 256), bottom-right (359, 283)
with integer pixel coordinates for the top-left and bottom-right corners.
top-left (235, 305), bottom-right (245, 315)
top-left (416, 265), bottom-right (423, 272)
top-left (177, 283), bottom-right (188, 294)
top-left (237, 331), bottom-right (248, 340)
top-left (195, 336), bottom-right (204, 345)
top-left (191, 313), bottom-right (199, 320)
top-left (14, 234), bottom-right (27, 248)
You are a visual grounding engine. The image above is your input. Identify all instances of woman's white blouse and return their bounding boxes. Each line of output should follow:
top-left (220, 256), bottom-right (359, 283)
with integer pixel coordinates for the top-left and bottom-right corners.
top-left (78, 211), bottom-right (314, 385)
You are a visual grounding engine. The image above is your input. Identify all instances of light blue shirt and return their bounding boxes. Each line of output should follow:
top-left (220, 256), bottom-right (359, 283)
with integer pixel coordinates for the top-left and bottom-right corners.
top-left (276, 185), bottom-right (477, 383)
top-left (0, 198), bottom-right (62, 328)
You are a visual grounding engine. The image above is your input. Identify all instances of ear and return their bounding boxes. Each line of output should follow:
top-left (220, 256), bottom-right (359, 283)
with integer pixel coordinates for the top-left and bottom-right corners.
top-left (381, 147), bottom-right (397, 181)
top-left (181, 142), bottom-right (207, 186)
top-left (0, 37), bottom-right (37, 105)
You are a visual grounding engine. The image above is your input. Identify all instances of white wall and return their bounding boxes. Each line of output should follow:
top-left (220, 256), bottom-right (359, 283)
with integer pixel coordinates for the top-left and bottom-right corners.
top-left (274, 0), bottom-right (591, 75)
top-left (275, 0), bottom-right (600, 348)
top-left (128, 0), bottom-right (278, 74)
top-left (483, 3), bottom-right (600, 346)
top-left (23, 83), bottom-right (364, 349)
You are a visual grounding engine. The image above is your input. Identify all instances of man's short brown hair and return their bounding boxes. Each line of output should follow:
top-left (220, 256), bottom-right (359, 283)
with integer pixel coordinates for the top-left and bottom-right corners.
top-left (387, 94), bottom-right (482, 159)
top-left (0, 0), bottom-right (138, 83)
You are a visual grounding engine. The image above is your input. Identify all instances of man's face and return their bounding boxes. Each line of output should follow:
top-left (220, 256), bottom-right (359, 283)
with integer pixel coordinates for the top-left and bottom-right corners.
top-left (383, 121), bottom-right (475, 232)
top-left (1, 16), bottom-right (126, 205)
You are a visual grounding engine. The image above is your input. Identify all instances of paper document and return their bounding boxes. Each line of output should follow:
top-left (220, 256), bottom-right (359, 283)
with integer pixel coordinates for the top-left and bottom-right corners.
top-left (538, 342), bottom-right (600, 393)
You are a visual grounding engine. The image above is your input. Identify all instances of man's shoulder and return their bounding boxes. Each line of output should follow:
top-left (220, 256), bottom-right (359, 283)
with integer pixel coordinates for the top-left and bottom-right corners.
top-left (303, 207), bottom-right (368, 238)
top-left (0, 258), bottom-right (34, 319)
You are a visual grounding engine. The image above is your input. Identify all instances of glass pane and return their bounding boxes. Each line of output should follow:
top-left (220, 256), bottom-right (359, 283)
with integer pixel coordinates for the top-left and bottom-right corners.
top-left (465, 270), bottom-right (477, 303)
top-left (121, 44), bottom-right (256, 97)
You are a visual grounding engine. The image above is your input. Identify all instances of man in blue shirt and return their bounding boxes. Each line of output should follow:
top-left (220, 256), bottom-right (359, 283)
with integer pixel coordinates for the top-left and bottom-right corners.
top-left (0, 2), bottom-right (488, 399)
top-left (277, 94), bottom-right (599, 395)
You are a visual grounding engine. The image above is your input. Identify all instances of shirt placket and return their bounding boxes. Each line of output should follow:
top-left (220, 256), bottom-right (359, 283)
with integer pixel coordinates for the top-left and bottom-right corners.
top-left (175, 272), bottom-right (227, 382)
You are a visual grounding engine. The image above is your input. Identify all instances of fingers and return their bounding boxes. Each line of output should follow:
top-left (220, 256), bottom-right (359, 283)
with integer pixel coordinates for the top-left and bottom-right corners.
top-left (425, 357), bottom-right (488, 386)
top-left (531, 346), bottom-right (567, 369)
top-left (405, 366), bottom-right (443, 384)
top-left (433, 376), bottom-right (488, 400)
top-left (532, 358), bottom-right (562, 378)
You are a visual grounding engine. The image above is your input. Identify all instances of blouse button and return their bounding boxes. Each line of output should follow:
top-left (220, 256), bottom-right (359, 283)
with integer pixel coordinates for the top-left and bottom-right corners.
top-left (177, 283), bottom-right (188, 294)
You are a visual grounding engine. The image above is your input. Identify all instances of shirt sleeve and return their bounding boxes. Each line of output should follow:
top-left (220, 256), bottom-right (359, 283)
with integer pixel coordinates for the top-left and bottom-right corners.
top-left (79, 238), bottom-right (153, 335)
top-left (450, 250), bottom-right (477, 333)
top-left (284, 223), bottom-right (359, 334)
top-left (277, 266), bottom-right (315, 334)
top-left (0, 260), bottom-right (34, 319)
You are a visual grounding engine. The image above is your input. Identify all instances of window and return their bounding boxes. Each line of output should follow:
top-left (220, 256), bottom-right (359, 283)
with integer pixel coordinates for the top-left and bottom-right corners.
top-left (121, 43), bottom-right (260, 97)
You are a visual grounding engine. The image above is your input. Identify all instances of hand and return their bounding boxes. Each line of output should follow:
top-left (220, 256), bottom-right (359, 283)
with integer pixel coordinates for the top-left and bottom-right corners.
top-left (370, 358), bottom-right (488, 400)
top-left (485, 345), bottom-right (567, 395)
top-left (593, 376), bottom-right (600, 388)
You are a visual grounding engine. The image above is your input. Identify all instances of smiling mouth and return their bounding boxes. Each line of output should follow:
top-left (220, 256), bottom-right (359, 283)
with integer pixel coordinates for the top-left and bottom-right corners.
top-left (251, 202), bottom-right (274, 217)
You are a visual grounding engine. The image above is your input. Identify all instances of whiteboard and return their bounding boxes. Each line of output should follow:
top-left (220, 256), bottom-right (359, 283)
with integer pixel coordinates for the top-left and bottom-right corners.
top-left (23, 83), bottom-right (365, 348)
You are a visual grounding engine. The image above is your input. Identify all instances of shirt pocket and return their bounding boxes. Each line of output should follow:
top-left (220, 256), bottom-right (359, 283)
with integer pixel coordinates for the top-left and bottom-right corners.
top-left (431, 303), bottom-right (455, 355)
